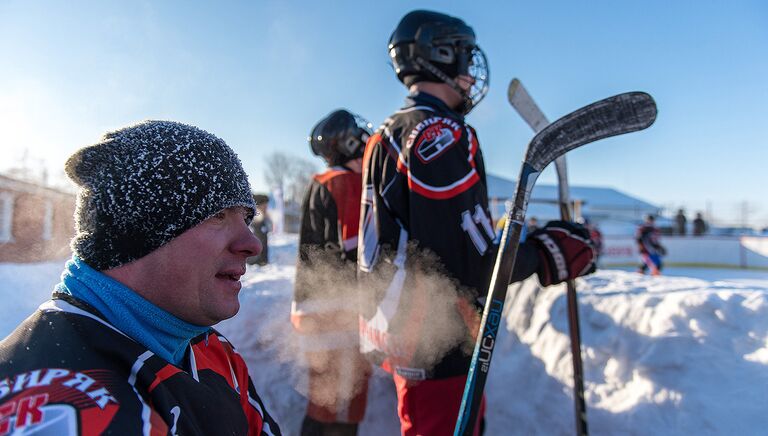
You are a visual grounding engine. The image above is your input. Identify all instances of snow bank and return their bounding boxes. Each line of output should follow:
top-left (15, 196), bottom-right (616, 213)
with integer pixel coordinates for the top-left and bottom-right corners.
top-left (0, 259), bottom-right (64, 335)
top-left (1, 235), bottom-right (767, 435)
top-left (493, 272), bottom-right (768, 435)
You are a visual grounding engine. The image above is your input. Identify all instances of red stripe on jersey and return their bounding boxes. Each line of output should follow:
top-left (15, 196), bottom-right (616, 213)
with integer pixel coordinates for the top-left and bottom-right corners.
top-left (244, 398), bottom-right (266, 436)
top-left (383, 138), bottom-right (408, 175)
top-left (315, 169), bottom-right (362, 247)
top-left (362, 132), bottom-right (380, 167)
top-left (366, 131), bottom-right (411, 176)
top-left (190, 334), bottom-right (269, 433)
top-left (148, 407), bottom-right (169, 436)
top-left (191, 335), bottom-right (237, 390)
top-left (230, 352), bottom-right (267, 435)
top-left (466, 126), bottom-right (479, 169)
top-left (364, 132), bottom-right (409, 177)
top-left (148, 365), bottom-right (183, 392)
top-left (408, 171), bottom-right (480, 200)
top-left (313, 168), bottom-right (347, 185)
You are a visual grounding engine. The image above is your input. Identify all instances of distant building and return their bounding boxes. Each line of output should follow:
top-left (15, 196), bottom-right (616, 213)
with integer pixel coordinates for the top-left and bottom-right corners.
top-left (0, 174), bottom-right (75, 262)
top-left (486, 174), bottom-right (661, 235)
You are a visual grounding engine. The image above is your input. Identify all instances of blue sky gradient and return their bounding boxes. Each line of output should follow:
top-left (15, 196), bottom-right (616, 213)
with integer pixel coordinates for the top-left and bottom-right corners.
top-left (1, 1), bottom-right (766, 226)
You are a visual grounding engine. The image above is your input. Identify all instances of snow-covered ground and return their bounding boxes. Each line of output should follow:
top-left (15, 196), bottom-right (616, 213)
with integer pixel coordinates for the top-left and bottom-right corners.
top-left (2, 234), bottom-right (767, 435)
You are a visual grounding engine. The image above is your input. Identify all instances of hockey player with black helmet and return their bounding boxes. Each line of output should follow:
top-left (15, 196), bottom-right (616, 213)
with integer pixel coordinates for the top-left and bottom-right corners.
top-left (387, 9), bottom-right (489, 116)
top-left (292, 109), bottom-right (373, 435)
top-left (358, 10), bottom-right (598, 435)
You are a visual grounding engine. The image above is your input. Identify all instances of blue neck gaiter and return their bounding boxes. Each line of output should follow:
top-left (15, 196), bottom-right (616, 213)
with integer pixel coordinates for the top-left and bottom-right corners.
top-left (55, 256), bottom-right (210, 366)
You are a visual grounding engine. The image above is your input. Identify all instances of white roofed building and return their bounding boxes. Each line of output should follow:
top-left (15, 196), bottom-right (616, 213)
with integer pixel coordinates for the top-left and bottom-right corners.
top-left (0, 174), bottom-right (75, 262)
top-left (486, 173), bottom-right (662, 236)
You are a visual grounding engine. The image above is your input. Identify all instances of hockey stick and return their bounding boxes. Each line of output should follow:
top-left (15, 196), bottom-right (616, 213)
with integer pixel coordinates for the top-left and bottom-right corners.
top-left (508, 78), bottom-right (588, 436)
top-left (454, 89), bottom-right (657, 436)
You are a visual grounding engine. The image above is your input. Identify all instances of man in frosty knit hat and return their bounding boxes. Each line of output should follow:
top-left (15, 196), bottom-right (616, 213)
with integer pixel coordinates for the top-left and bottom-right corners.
top-left (0, 120), bottom-right (281, 435)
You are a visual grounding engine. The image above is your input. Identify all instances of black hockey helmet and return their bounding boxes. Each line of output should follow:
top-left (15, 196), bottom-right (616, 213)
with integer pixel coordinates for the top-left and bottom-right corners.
top-left (308, 109), bottom-right (373, 166)
top-left (388, 10), bottom-right (489, 114)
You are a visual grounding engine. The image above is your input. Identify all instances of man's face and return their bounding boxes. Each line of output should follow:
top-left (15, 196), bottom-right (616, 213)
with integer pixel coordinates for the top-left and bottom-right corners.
top-left (128, 206), bottom-right (261, 326)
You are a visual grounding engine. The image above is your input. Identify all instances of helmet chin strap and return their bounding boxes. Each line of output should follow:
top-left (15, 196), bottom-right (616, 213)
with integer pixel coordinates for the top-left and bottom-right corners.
top-left (414, 57), bottom-right (473, 114)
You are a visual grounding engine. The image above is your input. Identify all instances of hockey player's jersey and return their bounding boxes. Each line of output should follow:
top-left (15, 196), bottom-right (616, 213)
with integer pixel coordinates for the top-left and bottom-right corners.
top-left (636, 223), bottom-right (664, 255)
top-left (293, 167), bottom-right (362, 304)
top-left (0, 294), bottom-right (281, 435)
top-left (358, 92), bottom-right (538, 380)
top-left (291, 167), bottom-right (369, 423)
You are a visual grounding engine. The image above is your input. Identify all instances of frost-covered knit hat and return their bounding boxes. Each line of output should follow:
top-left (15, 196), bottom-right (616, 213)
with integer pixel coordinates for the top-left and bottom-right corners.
top-left (65, 120), bottom-right (256, 270)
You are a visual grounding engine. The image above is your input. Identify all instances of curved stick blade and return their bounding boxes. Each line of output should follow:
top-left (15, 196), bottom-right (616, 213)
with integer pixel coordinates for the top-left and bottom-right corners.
top-left (526, 92), bottom-right (657, 171)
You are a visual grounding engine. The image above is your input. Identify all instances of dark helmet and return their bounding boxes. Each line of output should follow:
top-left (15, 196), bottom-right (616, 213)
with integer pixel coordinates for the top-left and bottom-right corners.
top-left (388, 10), bottom-right (489, 114)
top-left (308, 109), bottom-right (373, 166)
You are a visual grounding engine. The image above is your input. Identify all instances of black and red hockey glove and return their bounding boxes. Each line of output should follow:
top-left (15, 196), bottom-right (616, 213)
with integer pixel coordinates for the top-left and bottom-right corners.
top-left (528, 220), bottom-right (597, 287)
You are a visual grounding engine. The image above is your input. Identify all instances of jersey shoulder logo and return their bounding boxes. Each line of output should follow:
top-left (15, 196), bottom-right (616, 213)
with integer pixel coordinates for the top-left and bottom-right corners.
top-left (406, 117), bottom-right (463, 164)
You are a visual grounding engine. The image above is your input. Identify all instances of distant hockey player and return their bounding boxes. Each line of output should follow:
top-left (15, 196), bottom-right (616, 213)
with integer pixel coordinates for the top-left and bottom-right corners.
top-left (292, 109), bottom-right (373, 435)
top-left (358, 10), bottom-right (598, 435)
top-left (0, 121), bottom-right (280, 435)
top-left (580, 217), bottom-right (604, 263)
top-left (637, 214), bottom-right (667, 275)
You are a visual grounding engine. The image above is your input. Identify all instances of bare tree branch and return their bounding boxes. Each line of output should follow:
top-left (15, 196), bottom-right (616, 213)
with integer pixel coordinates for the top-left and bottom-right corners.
top-left (263, 152), bottom-right (318, 204)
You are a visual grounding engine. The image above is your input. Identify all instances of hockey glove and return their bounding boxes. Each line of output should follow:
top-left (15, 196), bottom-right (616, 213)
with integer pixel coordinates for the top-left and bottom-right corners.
top-left (529, 220), bottom-right (597, 287)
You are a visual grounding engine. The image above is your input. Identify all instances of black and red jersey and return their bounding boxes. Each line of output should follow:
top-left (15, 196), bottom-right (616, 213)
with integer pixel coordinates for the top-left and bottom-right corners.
top-left (0, 295), bottom-right (280, 435)
top-left (357, 92), bottom-right (538, 380)
top-left (293, 167), bottom-right (362, 304)
top-left (636, 223), bottom-right (664, 255)
top-left (291, 166), bottom-right (370, 425)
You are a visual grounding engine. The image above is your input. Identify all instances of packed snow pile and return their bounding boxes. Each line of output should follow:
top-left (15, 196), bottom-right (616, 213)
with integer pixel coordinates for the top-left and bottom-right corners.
top-left (494, 272), bottom-right (768, 435)
top-left (1, 234), bottom-right (767, 435)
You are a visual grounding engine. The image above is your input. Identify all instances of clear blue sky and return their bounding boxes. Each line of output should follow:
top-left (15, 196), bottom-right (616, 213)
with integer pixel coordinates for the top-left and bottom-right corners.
top-left (1, 1), bottom-right (767, 227)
